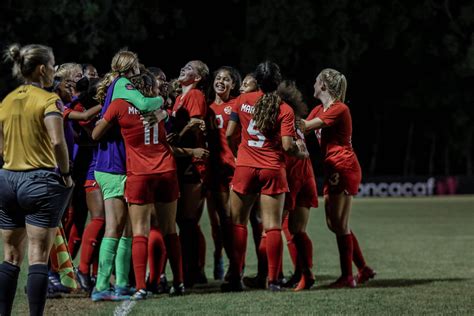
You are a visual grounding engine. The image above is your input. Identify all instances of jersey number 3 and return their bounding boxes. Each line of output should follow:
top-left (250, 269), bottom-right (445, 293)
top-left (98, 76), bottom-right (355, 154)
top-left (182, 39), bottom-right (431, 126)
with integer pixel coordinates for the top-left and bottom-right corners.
top-left (247, 119), bottom-right (266, 148)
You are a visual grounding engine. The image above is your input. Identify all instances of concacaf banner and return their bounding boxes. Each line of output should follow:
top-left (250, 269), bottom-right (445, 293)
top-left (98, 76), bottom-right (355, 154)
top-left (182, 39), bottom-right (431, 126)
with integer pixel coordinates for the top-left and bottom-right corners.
top-left (355, 176), bottom-right (474, 197)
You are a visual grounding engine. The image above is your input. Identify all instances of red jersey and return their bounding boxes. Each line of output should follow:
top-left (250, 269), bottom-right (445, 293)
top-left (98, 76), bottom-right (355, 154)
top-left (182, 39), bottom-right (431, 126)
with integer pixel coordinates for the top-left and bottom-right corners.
top-left (104, 99), bottom-right (176, 175)
top-left (284, 129), bottom-right (314, 180)
top-left (171, 88), bottom-right (207, 139)
top-left (306, 101), bottom-right (358, 168)
top-left (208, 98), bottom-right (240, 169)
top-left (232, 91), bottom-right (296, 170)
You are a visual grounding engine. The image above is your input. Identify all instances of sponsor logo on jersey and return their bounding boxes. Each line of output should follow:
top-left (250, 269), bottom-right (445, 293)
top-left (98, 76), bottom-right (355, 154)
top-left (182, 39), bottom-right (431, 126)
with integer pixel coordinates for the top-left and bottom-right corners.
top-left (125, 83), bottom-right (135, 90)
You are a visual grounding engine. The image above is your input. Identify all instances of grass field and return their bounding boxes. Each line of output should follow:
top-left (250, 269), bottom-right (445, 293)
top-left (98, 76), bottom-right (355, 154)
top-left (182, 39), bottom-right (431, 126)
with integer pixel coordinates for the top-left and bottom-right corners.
top-left (3, 196), bottom-right (474, 315)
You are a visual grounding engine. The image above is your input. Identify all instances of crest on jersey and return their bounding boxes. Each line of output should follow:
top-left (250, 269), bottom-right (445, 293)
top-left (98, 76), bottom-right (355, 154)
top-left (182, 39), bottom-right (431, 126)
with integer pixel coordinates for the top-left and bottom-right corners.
top-left (224, 106), bottom-right (232, 115)
top-left (125, 83), bottom-right (135, 90)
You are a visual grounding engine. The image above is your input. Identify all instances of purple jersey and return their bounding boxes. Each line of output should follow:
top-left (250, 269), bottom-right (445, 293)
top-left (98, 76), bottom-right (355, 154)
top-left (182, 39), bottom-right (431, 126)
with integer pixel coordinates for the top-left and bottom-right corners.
top-left (95, 78), bottom-right (127, 174)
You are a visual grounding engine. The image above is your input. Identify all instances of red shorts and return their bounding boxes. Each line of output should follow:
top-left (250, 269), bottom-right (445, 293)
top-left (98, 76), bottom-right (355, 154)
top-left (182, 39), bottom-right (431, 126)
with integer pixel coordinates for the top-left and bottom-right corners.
top-left (84, 179), bottom-right (100, 193)
top-left (177, 160), bottom-right (206, 184)
top-left (125, 171), bottom-right (180, 204)
top-left (206, 164), bottom-right (234, 192)
top-left (285, 176), bottom-right (318, 211)
top-left (323, 162), bottom-right (361, 196)
top-left (231, 166), bottom-right (288, 195)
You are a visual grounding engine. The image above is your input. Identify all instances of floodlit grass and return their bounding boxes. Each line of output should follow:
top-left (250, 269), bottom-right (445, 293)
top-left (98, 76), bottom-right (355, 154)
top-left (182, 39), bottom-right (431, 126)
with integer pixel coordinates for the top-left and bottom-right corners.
top-left (2, 196), bottom-right (473, 315)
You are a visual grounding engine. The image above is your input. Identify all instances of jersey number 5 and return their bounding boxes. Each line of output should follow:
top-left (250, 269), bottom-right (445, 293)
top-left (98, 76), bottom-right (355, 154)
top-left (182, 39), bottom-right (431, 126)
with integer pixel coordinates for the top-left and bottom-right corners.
top-left (144, 124), bottom-right (159, 145)
top-left (247, 119), bottom-right (266, 148)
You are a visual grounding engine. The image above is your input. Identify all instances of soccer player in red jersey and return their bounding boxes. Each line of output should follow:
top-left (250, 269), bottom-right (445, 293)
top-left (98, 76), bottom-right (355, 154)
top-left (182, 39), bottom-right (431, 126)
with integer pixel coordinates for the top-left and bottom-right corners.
top-left (299, 68), bottom-right (375, 288)
top-left (222, 61), bottom-right (308, 292)
top-left (278, 81), bottom-right (318, 291)
top-left (92, 72), bottom-right (184, 299)
top-left (206, 66), bottom-right (241, 280)
top-left (171, 60), bottom-right (210, 286)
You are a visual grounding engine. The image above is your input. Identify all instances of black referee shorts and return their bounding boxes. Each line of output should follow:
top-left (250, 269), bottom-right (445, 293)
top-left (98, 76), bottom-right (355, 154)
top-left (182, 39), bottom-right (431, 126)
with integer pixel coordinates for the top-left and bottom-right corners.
top-left (0, 169), bottom-right (73, 229)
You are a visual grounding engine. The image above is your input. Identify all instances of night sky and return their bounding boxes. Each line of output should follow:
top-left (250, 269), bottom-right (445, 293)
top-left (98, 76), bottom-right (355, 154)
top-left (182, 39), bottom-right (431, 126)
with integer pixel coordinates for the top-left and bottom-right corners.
top-left (1, 0), bottom-right (473, 176)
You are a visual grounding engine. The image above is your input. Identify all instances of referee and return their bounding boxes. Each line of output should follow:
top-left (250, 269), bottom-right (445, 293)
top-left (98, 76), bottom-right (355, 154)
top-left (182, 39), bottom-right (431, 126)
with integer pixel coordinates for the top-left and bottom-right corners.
top-left (0, 44), bottom-right (73, 316)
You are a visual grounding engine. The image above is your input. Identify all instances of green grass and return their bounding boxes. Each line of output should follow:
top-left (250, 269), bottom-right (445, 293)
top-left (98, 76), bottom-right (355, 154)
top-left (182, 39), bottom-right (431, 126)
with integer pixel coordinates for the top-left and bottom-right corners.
top-left (3, 196), bottom-right (474, 315)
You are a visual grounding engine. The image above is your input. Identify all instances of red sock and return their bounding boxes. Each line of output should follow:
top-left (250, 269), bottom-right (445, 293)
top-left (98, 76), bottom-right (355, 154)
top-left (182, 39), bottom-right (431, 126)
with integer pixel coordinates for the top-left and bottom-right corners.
top-left (164, 233), bottom-right (183, 286)
top-left (293, 232), bottom-right (313, 276)
top-left (257, 234), bottom-right (268, 277)
top-left (132, 235), bottom-right (148, 290)
top-left (336, 234), bottom-right (353, 277)
top-left (265, 228), bottom-right (283, 283)
top-left (282, 215), bottom-right (298, 269)
top-left (78, 217), bottom-right (105, 274)
top-left (230, 224), bottom-right (247, 280)
top-left (221, 216), bottom-right (233, 260)
top-left (210, 223), bottom-right (223, 258)
top-left (67, 224), bottom-right (82, 260)
top-left (148, 227), bottom-right (166, 284)
top-left (197, 225), bottom-right (206, 271)
top-left (351, 231), bottom-right (366, 270)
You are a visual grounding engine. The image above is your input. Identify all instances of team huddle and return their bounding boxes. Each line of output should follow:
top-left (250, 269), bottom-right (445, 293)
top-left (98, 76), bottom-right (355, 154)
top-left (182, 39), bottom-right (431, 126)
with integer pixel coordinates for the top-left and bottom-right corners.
top-left (0, 44), bottom-right (375, 315)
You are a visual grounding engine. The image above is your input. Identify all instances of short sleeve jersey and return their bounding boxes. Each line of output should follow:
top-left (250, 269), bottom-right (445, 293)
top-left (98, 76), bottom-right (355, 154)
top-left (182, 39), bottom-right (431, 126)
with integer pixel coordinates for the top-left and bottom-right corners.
top-left (208, 98), bottom-right (240, 169)
top-left (284, 129), bottom-right (315, 179)
top-left (231, 91), bottom-right (296, 170)
top-left (306, 101), bottom-right (357, 165)
top-left (0, 85), bottom-right (63, 170)
top-left (104, 99), bottom-right (176, 175)
top-left (96, 77), bottom-right (164, 174)
top-left (171, 88), bottom-right (207, 148)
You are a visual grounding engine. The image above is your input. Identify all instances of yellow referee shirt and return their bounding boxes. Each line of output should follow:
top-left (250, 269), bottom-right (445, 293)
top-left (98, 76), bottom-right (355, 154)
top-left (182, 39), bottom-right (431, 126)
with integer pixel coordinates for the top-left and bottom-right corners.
top-left (0, 84), bottom-right (63, 170)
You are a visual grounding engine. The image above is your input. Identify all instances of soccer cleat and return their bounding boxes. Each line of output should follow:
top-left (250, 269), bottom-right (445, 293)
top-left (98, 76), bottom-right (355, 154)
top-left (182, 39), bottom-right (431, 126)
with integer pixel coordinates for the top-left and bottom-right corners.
top-left (48, 271), bottom-right (71, 294)
top-left (242, 275), bottom-right (267, 289)
top-left (213, 255), bottom-right (225, 281)
top-left (329, 276), bottom-right (357, 289)
top-left (294, 275), bottom-right (315, 292)
top-left (281, 272), bottom-right (301, 288)
top-left (195, 269), bottom-right (208, 284)
top-left (169, 283), bottom-right (185, 297)
top-left (268, 282), bottom-right (283, 292)
top-left (157, 274), bottom-right (170, 294)
top-left (115, 285), bottom-right (136, 296)
top-left (357, 266), bottom-right (376, 284)
top-left (130, 289), bottom-right (148, 301)
top-left (220, 280), bottom-right (245, 292)
top-left (91, 288), bottom-right (129, 302)
top-left (76, 269), bottom-right (92, 292)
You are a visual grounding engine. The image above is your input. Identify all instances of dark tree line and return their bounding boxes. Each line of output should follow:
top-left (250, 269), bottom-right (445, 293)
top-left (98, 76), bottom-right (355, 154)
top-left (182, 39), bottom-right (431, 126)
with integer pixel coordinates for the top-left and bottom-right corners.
top-left (1, 0), bottom-right (473, 176)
